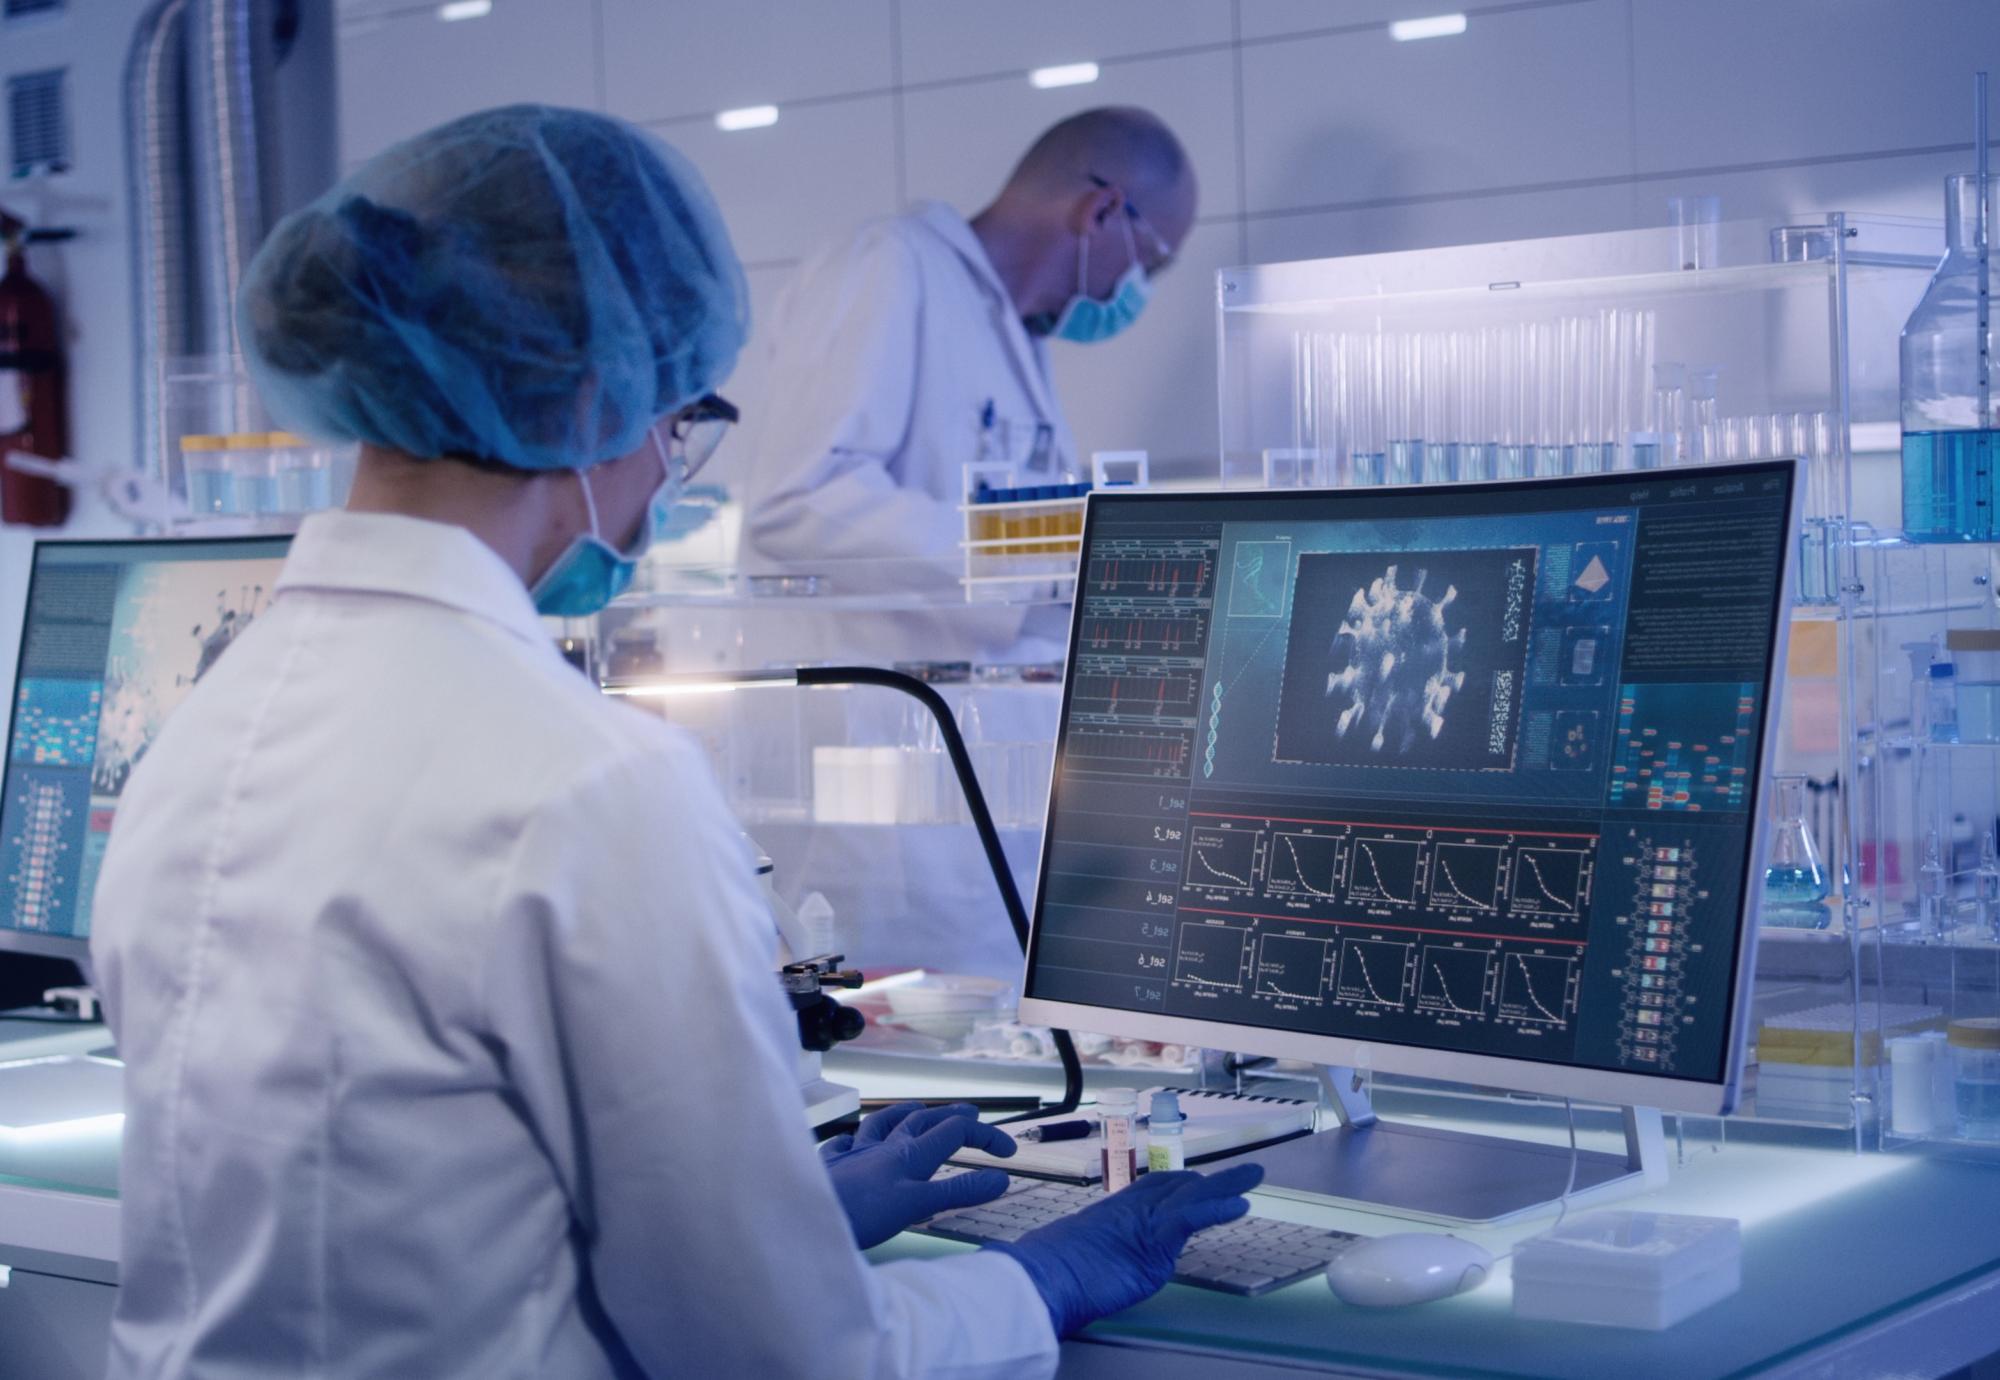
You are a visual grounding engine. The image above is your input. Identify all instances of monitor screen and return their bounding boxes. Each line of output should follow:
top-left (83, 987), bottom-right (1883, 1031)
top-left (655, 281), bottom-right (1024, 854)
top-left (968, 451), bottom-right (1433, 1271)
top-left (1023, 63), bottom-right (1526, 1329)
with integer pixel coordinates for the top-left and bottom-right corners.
top-left (1, 537), bottom-right (291, 958)
top-left (1020, 462), bottom-right (1797, 1110)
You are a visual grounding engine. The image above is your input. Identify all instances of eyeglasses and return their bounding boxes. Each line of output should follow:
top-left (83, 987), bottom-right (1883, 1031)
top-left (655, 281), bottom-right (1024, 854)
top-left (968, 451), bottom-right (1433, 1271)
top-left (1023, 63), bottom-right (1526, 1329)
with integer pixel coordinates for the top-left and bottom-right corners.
top-left (671, 393), bottom-right (738, 482)
top-left (1086, 173), bottom-right (1174, 276)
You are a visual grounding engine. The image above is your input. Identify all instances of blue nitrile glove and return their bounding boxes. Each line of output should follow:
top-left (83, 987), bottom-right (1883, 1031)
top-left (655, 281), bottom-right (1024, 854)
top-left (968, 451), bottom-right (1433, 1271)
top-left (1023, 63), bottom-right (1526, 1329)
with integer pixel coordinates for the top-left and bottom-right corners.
top-left (988, 1163), bottom-right (1266, 1336)
top-left (820, 1101), bottom-right (1017, 1249)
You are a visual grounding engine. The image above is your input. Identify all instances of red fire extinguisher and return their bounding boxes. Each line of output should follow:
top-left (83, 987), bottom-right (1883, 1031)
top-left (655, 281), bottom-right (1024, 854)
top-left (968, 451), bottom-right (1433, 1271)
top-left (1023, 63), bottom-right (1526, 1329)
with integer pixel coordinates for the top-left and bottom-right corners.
top-left (0, 209), bottom-right (71, 527)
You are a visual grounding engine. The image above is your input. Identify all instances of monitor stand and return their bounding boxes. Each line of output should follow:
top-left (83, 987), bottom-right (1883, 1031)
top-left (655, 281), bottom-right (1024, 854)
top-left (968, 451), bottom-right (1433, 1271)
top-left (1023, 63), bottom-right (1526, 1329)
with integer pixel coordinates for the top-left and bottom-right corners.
top-left (1242, 1066), bottom-right (1667, 1228)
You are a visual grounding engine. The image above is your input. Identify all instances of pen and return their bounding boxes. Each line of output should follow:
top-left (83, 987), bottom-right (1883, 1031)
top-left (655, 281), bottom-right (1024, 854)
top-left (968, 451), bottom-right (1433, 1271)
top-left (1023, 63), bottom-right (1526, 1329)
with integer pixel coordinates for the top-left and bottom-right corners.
top-left (1016, 1115), bottom-right (1150, 1143)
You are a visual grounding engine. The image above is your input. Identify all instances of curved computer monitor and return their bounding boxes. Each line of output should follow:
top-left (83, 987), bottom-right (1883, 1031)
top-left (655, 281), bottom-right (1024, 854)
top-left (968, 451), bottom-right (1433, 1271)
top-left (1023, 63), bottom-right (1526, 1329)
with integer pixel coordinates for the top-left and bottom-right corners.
top-left (1018, 461), bottom-right (1800, 1119)
top-left (1, 536), bottom-right (292, 967)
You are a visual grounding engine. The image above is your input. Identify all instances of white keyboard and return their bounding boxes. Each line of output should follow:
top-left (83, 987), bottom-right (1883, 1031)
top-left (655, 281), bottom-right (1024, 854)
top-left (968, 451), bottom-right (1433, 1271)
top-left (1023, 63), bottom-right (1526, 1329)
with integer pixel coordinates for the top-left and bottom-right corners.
top-left (917, 1174), bottom-right (1362, 1296)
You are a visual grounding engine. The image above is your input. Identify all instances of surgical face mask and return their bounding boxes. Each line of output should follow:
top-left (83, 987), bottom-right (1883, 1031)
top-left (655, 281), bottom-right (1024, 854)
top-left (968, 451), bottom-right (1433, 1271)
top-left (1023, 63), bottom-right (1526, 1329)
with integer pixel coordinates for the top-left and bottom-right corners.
top-left (1051, 212), bottom-right (1151, 345)
top-left (530, 428), bottom-right (685, 617)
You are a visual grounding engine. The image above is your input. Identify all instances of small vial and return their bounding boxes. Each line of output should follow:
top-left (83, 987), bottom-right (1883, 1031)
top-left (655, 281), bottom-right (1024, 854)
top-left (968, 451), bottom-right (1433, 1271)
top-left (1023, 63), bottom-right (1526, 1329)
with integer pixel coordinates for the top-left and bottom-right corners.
top-left (1919, 828), bottom-right (1950, 941)
top-left (1929, 662), bottom-right (1960, 743)
top-left (1097, 1087), bottom-right (1139, 1193)
top-left (1146, 1090), bottom-right (1186, 1172)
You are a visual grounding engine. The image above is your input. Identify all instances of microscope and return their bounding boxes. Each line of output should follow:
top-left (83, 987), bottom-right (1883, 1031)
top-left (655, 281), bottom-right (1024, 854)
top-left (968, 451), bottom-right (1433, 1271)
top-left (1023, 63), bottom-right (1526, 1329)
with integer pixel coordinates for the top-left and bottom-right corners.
top-left (755, 849), bottom-right (864, 1130)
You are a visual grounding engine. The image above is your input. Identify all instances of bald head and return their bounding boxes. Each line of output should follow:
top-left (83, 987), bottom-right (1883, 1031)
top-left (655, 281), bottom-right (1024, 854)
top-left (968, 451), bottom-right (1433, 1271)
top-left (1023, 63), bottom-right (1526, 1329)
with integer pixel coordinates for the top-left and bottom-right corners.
top-left (1003, 107), bottom-right (1192, 211)
top-left (972, 107), bottom-right (1198, 325)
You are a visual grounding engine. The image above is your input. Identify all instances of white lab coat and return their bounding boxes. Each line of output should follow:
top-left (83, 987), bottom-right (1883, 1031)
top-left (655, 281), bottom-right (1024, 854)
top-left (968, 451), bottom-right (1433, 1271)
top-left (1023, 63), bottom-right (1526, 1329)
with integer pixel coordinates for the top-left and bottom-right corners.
top-left (736, 203), bottom-right (1072, 664)
top-left (89, 511), bottom-right (1057, 1380)
top-left (743, 201), bottom-right (1078, 587)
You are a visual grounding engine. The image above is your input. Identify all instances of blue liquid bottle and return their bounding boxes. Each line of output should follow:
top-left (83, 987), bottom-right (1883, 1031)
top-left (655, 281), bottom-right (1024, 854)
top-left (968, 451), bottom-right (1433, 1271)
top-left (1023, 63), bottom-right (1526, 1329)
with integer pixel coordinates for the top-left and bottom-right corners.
top-left (1761, 775), bottom-right (1830, 930)
top-left (1901, 172), bottom-right (1999, 541)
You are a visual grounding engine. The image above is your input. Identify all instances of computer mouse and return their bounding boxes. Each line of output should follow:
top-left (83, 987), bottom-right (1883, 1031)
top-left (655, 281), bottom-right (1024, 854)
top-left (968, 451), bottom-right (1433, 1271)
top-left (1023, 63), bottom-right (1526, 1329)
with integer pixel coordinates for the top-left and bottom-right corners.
top-left (1325, 1232), bottom-right (1495, 1307)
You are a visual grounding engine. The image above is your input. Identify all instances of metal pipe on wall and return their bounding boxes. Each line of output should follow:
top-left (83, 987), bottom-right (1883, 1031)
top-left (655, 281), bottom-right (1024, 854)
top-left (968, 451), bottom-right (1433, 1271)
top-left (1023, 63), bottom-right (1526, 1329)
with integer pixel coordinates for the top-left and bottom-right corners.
top-left (187, 0), bottom-right (268, 380)
top-left (123, 0), bottom-right (194, 492)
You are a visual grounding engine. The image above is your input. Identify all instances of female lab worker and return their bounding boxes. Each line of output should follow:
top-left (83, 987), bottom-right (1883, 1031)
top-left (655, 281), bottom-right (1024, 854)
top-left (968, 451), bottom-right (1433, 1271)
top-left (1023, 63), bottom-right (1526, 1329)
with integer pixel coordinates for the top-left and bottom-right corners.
top-left (88, 105), bottom-right (1258, 1380)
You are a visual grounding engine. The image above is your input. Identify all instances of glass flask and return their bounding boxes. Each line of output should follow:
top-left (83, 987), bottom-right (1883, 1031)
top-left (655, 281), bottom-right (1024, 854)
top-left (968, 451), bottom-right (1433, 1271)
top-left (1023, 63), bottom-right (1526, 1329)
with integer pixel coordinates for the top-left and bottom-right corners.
top-left (1901, 173), bottom-right (1999, 541)
top-left (1761, 774), bottom-right (1830, 929)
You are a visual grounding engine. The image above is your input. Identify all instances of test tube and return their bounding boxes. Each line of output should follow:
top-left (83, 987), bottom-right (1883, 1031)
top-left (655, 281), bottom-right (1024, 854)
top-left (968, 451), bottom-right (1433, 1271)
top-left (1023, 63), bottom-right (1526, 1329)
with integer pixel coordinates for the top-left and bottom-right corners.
top-left (1669, 195), bottom-right (1722, 271)
top-left (1328, 331), bottom-right (1353, 486)
top-left (1556, 316), bottom-right (1579, 474)
top-left (1386, 333), bottom-right (1422, 485)
top-left (1797, 411), bottom-right (1837, 605)
top-left (1623, 311), bottom-right (1660, 469)
top-left (1292, 332), bottom-right (1314, 474)
top-left (1423, 333), bottom-right (1455, 483)
top-left (1569, 314), bottom-right (1605, 474)
top-left (1349, 333), bottom-right (1386, 486)
top-left (1582, 308), bottom-right (1618, 472)
top-left (1652, 362), bottom-right (1687, 466)
top-left (1762, 412), bottom-right (1789, 460)
top-left (1721, 416), bottom-right (1747, 462)
top-left (1533, 322), bottom-right (1566, 476)
top-left (1498, 323), bottom-right (1530, 479)
top-left (1687, 368), bottom-right (1720, 464)
top-left (1458, 330), bottom-right (1492, 482)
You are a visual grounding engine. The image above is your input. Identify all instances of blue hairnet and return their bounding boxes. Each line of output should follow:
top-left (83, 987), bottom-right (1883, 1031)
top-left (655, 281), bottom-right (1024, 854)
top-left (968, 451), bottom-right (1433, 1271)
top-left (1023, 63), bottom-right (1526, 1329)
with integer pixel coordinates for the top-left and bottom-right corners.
top-left (238, 104), bottom-right (748, 471)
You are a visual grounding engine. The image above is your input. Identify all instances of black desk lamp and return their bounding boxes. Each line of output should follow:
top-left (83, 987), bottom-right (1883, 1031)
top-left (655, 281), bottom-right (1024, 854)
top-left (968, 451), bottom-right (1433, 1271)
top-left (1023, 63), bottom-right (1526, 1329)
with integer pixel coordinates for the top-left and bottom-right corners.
top-left (607, 665), bottom-right (1085, 1120)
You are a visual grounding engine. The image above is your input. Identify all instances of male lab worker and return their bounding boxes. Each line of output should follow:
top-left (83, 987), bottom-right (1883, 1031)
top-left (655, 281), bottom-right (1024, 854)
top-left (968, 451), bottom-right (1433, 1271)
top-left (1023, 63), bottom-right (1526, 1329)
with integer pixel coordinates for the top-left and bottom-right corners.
top-left (741, 107), bottom-right (1196, 617)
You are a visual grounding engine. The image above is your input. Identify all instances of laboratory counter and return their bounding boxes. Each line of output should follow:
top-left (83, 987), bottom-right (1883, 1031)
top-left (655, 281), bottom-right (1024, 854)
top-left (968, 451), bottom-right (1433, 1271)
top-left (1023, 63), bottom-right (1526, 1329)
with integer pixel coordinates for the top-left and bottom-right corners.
top-left (2, 1026), bottom-right (1998, 1379)
top-left (845, 1051), bottom-right (2000, 1380)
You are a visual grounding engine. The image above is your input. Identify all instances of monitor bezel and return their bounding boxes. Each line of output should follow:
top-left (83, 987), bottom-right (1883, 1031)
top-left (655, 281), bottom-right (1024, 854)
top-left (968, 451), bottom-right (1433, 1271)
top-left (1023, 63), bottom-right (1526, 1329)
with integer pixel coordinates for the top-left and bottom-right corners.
top-left (1018, 459), bottom-right (1802, 1117)
top-left (0, 534), bottom-right (294, 964)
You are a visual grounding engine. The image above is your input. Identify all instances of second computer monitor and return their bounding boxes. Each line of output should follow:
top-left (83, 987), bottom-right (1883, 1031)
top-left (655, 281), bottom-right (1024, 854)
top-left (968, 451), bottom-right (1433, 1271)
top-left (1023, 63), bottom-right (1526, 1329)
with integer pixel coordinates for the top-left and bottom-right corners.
top-left (1018, 462), bottom-right (1798, 1116)
top-left (0, 536), bottom-right (292, 963)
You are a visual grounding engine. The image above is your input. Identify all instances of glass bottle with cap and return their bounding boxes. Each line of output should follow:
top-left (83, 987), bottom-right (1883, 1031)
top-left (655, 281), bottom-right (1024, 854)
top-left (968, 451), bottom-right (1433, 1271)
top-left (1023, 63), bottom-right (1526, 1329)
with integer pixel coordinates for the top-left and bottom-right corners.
top-left (1929, 660), bottom-right (1961, 743)
top-left (1097, 1087), bottom-right (1139, 1192)
top-left (1948, 1017), bottom-right (2000, 1140)
top-left (1900, 172), bottom-right (1999, 543)
top-left (1946, 628), bottom-right (2000, 741)
top-left (1146, 1090), bottom-right (1186, 1172)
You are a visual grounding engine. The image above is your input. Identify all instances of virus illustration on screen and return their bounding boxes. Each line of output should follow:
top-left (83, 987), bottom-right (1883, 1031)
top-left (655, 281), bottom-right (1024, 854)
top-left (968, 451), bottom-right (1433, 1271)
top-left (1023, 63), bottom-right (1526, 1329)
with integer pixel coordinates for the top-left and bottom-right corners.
top-left (1324, 564), bottom-right (1468, 754)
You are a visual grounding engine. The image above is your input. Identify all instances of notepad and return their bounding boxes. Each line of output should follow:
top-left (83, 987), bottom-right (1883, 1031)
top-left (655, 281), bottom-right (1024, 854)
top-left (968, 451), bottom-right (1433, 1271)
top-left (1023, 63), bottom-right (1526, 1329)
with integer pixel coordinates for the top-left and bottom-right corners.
top-left (952, 1086), bottom-right (1316, 1183)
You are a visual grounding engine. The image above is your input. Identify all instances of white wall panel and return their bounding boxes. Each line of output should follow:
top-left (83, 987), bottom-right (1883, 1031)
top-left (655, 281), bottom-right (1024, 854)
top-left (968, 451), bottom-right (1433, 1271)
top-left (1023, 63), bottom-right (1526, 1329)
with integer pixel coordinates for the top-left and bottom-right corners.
top-left (601, 0), bottom-right (894, 124)
top-left (1631, 0), bottom-right (2000, 173)
top-left (1238, 0), bottom-right (1590, 42)
top-left (1637, 150), bottom-right (1969, 230)
top-left (1049, 222), bottom-right (1238, 472)
top-left (1244, 183), bottom-right (1637, 265)
top-left (1240, 0), bottom-right (1634, 214)
top-left (657, 96), bottom-right (898, 267)
top-left (897, 0), bottom-right (1229, 86)
top-left (902, 49), bottom-right (1240, 219)
top-left (337, 0), bottom-right (597, 165)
